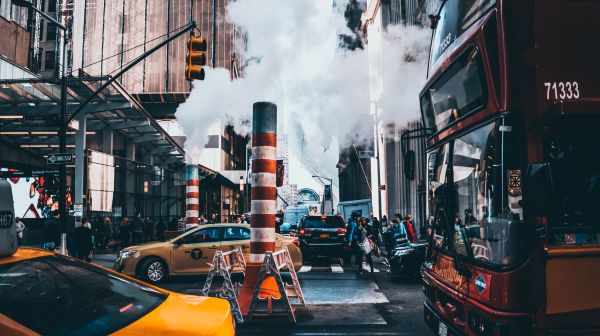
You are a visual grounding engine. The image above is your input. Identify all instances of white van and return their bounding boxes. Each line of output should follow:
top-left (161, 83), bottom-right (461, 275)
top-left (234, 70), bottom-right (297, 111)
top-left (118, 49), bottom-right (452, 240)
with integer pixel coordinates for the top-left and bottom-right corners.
top-left (282, 205), bottom-right (309, 234)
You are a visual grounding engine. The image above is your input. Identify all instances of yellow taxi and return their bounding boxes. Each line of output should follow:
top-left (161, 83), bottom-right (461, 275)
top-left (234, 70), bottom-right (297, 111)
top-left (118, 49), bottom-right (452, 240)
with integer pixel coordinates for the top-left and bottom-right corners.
top-left (0, 248), bottom-right (235, 336)
top-left (115, 223), bottom-right (303, 283)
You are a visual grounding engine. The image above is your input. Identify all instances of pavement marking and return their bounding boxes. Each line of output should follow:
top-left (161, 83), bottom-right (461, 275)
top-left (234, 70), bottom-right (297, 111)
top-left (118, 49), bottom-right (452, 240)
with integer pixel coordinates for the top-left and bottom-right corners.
top-left (301, 279), bottom-right (389, 304)
top-left (330, 264), bottom-right (344, 273)
top-left (363, 262), bottom-right (380, 272)
top-left (299, 265), bottom-right (312, 272)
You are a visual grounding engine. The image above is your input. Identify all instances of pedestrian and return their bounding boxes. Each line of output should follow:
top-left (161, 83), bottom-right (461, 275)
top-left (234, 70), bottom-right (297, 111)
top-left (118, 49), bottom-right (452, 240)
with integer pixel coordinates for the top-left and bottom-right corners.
top-left (132, 213), bottom-right (144, 243)
top-left (120, 216), bottom-right (132, 249)
top-left (345, 215), bottom-right (359, 264)
top-left (403, 213), bottom-right (417, 243)
top-left (92, 216), bottom-right (103, 250)
top-left (42, 212), bottom-right (61, 251)
top-left (15, 217), bottom-right (25, 246)
top-left (381, 215), bottom-right (388, 227)
top-left (464, 209), bottom-right (478, 225)
top-left (240, 213), bottom-right (248, 224)
top-left (169, 217), bottom-right (178, 231)
top-left (156, 217), bottom-right (166, 241)
top-left (389, 214), bottom-right (408, 256)
top-left (234, 217), bottom-right (241, 223)
top-left (102, 217), bottom-right (113, 251)
top-left (75, 217), bottom-right (93, 262)
top-left (371, 214), bottom-right (383, 248)
top-left (356, 218), bottom-right (375, 274)
top-left (143, 216), bottom-right (154, 242)
top-left (199, 214), bottom-right (208, 225)
top-left (210, 213), bottom-right (217, 223)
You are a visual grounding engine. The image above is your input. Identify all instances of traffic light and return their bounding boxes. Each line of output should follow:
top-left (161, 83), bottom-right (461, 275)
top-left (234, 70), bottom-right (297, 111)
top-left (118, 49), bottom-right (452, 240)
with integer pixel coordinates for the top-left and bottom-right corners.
top-left (186, 33), bottom-right (207, 81)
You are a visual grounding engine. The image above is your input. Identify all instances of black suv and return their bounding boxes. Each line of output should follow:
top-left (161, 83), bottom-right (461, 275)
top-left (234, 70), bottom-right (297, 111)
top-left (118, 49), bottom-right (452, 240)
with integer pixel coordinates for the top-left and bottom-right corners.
top-left (297, 215), bottom-right (347, 260)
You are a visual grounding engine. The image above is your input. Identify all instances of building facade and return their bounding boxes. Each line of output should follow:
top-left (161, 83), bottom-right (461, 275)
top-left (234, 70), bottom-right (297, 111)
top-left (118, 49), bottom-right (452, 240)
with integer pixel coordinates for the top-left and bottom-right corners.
top-left (0, 1), bottom-right (30, 68)
top-left (360, 0), bottom-right (438, 226)
top-left (69, 0), bottom-right (242, 108)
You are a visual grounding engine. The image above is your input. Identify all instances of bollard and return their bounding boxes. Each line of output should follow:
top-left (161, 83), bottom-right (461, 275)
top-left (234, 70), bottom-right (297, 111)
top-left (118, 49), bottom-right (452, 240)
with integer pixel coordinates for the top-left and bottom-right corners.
top-left (239, 102), bottom-right (278, 316)
top-left (185, 165), bottom-right (200, 229)
top-left (59, 233), bottom-right (68, 255)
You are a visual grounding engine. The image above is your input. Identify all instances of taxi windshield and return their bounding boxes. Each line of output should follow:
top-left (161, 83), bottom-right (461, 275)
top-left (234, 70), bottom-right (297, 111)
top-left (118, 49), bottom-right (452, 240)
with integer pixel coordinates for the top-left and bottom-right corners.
top-left (0, 256), bottom-right (166, 335)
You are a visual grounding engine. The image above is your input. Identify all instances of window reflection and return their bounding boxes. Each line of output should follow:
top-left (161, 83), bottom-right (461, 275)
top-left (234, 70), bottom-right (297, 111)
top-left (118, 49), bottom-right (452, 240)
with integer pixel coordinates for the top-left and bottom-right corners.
top-left (426, 118), bottom-right (527, 266)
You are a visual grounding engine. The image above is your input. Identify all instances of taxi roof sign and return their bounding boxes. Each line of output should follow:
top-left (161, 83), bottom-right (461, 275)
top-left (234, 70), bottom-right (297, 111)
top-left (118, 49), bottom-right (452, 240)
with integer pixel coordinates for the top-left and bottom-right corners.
top-left (0, 180), bottom-right (17, 258)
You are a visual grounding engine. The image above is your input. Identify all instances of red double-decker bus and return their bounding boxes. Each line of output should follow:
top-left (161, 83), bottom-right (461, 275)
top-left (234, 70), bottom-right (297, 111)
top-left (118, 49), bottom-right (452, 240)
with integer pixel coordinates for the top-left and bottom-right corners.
top-left (419, 1), bottom-right (600, 335)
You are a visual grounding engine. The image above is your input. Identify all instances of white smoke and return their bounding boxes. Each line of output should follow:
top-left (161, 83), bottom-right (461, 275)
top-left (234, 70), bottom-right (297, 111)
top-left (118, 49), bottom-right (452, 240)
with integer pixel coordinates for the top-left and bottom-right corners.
top-left (176, 0), bottom-right (430, 164)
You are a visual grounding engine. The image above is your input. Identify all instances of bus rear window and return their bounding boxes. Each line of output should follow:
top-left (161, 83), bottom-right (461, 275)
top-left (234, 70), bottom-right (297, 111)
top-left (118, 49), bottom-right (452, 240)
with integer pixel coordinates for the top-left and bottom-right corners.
top-left (421, 47), bottom-right (487, 133)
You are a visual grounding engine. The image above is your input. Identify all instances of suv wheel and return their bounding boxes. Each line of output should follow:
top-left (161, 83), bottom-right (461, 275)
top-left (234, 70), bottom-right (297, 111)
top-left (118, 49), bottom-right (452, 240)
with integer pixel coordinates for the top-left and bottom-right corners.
top-left (140, 257), bottom-right (167, 283)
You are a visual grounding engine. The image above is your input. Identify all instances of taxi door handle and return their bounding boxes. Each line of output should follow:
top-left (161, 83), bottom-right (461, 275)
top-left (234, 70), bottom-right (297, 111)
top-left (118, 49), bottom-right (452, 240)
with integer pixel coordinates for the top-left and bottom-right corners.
top-left (209, 246), bottom-right (218, 249)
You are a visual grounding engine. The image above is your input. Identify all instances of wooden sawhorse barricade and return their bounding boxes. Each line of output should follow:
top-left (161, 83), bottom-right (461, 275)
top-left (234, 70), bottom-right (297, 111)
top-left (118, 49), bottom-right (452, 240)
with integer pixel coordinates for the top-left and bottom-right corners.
top-left (246, 247), bottom-right (306, 323)
top-left (201, 247), bottom-right (246, 323)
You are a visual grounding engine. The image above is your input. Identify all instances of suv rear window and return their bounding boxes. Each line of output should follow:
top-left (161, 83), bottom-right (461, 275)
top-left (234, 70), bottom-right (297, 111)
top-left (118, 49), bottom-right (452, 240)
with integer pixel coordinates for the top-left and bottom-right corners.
top-left (302, 216), bottom-right (345, 229)
top-left (0, 256), bottom-right (166, 335)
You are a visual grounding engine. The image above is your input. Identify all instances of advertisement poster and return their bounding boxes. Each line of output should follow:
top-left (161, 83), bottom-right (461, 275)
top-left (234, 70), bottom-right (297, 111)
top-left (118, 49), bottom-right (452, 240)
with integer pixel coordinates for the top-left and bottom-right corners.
top-left (0, 168), bottom-right (72, 219)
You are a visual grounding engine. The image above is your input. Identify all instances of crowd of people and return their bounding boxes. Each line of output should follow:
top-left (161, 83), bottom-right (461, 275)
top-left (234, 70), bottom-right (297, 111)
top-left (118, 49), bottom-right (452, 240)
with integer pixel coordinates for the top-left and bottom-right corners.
top-left (344, 212), bottom-right (418, 275)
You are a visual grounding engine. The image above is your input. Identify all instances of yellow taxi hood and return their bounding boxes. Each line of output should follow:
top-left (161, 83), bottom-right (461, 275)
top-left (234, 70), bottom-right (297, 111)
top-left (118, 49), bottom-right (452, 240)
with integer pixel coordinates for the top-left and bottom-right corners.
top-left (114, 293), bottom-right (234, 336)
top-left (123, 241), bottom-right (169, 251)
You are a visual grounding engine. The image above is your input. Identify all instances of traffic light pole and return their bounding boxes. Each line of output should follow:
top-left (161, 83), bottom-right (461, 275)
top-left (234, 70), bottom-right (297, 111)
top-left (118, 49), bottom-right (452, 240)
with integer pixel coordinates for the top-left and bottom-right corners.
top-left (66, 21), bottom-right (196, 125)
top-left (58, 30), bottom-right (68, 233)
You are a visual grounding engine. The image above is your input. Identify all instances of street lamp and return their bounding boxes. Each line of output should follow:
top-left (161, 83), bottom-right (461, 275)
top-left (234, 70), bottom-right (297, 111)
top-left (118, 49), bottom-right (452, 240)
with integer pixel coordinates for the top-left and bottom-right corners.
top-left (312, 175), bottom-right (333, 214)
top-left (12, 0), bottom-right (69, 233)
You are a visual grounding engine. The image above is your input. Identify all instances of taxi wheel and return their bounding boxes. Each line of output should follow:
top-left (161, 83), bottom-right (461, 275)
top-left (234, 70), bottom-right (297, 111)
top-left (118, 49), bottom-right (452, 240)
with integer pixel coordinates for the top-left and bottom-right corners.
top-left (140, 257), bottom-right (167, 283)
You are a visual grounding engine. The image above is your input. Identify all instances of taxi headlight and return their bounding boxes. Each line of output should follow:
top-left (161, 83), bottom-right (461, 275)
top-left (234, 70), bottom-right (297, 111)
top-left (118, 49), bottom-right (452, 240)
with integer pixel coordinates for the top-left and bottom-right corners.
top-left (119, 250), bottom-right (137, 259)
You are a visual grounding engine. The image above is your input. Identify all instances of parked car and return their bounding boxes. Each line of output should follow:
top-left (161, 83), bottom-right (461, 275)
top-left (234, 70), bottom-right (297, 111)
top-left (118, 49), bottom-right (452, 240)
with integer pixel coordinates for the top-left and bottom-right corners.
top-left (115, 223), bottom-right (302, 283)
top-left (0, 247), bottom-right (235, 336)
top-left (297, 215), bottom-right (347, 261)
top-left (388, 240), bottom-right (427, 278)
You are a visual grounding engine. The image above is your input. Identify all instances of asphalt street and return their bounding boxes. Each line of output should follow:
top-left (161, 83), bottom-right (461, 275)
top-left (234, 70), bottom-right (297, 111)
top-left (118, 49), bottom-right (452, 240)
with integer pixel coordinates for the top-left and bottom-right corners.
top-left (93, 254), bottom-right (431, 336)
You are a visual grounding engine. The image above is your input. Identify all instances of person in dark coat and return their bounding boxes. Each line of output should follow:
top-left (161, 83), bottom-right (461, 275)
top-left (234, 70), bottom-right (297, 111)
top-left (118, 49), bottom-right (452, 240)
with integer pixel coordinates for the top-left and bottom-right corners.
top-left (74, 217), bottom-right (93, 262)
top-left (356, 218), bottom-right (375, 274)
top-left (119, 217), bottom-right (132, 249)
top-left (143, 217), bottom-right (154, 242)
top-left (156, 218), bottom-right (166, 241)
top-left (42, 212), bottom-right (61, 250)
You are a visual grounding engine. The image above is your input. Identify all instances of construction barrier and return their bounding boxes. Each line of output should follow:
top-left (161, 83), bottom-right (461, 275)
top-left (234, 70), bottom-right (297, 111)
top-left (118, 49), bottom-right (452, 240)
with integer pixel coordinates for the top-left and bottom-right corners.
top-left (246, 247), bottom-right (305, 323)
top-left (201, 247), bottom-right (246, 323)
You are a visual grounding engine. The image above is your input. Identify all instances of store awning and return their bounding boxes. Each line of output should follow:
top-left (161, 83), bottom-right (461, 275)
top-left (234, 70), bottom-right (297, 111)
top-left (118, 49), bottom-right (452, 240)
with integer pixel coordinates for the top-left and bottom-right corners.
top-left (0, 56), bottom-right (185, 165)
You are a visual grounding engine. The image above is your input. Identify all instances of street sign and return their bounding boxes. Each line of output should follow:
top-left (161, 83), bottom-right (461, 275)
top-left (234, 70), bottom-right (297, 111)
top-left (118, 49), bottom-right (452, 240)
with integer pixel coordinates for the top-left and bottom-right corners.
top-left (23, 114), bottom-right (59, 128)
top-left (73, 204), bottom-right (83, 217)
top-left (48, 153), bottom-right (74, 165)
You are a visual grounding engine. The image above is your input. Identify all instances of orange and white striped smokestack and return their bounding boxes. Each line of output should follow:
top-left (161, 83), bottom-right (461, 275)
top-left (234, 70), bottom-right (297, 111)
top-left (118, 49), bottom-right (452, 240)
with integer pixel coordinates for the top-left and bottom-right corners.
top-left (185, 165), bottom-right (200, 229)
top-left (239, 102), bottom-right (277, 314)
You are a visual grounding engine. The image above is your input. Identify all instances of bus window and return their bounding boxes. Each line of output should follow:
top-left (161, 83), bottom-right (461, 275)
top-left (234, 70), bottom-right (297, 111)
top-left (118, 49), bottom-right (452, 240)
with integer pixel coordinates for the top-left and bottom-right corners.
top-left (451, 118), bottom-right (526, 266)
top-left (430, 0), bottom-right (496, 67)
top-left (427, 144), bottom-right (450, 251)
top-left (426, 117), bottom-right (527, 266)
top-left (421, 47), bottom-right (487, 133)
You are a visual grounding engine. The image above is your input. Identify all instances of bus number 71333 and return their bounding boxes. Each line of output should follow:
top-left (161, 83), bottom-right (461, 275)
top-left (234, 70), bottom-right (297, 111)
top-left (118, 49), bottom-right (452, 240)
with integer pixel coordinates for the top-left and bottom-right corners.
top-left (544, 81), bottom-right (580, 100)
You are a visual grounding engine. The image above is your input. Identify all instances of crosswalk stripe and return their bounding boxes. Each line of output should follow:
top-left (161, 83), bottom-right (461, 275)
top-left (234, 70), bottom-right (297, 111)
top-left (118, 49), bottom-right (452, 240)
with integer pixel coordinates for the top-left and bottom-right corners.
top-left (299, 265), bottom-right (312, 272)
top-left (330, 264), bottom-right (344, 273)
top-left (363, 262), bottom-right (380, 272)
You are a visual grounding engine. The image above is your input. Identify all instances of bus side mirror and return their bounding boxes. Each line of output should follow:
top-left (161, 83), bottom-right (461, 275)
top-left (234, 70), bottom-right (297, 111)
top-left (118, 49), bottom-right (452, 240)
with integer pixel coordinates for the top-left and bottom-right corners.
top-left (525, 163), bottom-right (554, 216)
top-left (404, 149), bottom-right (416, 181)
